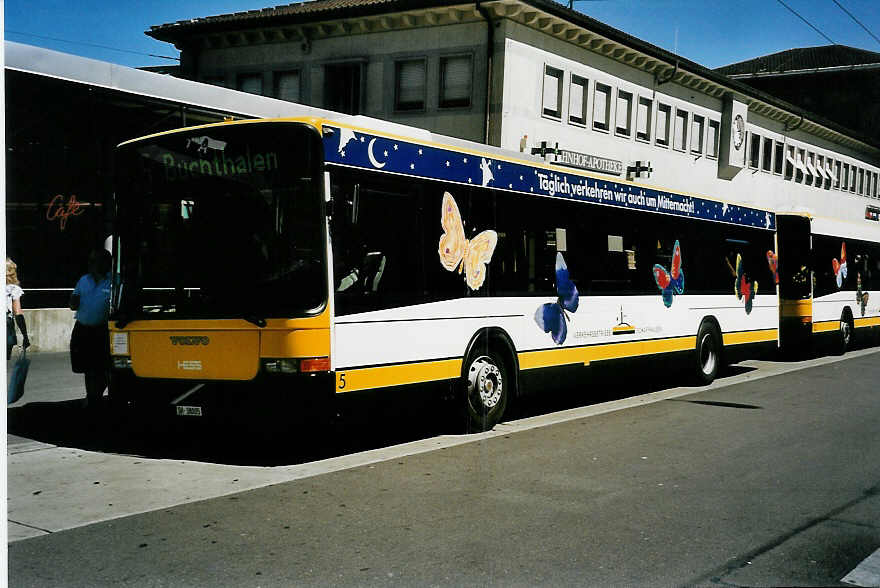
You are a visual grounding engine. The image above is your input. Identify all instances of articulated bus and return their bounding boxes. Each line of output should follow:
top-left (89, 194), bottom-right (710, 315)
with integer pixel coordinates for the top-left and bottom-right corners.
top-left (108, 117), bottom-right (880, 431)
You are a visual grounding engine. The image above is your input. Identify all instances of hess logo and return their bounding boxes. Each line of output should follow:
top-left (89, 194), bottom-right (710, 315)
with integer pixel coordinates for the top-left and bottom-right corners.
top-left (170, 336), bottom-right (210, 346)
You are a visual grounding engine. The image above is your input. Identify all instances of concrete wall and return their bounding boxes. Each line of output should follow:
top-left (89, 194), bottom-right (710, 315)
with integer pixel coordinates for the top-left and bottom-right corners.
top-left (17, 309), bottom-right (76, 353)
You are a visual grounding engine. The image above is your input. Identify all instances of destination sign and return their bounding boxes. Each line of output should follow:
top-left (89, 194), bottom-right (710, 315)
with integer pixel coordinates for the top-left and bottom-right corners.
top-left (554, 149), bottom-right (624, 176)
top-left (866, 206), bottom-right (880, 222)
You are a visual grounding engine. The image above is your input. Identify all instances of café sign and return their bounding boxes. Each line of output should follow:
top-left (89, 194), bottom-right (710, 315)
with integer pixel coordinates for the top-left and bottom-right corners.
top-left (554, 149), bottom-right (624, 176)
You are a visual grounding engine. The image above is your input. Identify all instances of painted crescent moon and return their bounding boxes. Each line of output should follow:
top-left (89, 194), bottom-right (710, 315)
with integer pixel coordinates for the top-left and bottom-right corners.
top-left (367, 138), bottom-right (386, 169)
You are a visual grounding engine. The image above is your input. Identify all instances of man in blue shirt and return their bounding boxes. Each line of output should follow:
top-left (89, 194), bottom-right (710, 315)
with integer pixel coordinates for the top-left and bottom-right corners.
top-left (69, 249), bottom-right (111, 408)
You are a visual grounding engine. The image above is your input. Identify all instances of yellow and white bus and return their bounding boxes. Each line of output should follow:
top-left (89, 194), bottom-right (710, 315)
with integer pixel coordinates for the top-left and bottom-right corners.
top-left (108, 117), bottom-right (876, 431)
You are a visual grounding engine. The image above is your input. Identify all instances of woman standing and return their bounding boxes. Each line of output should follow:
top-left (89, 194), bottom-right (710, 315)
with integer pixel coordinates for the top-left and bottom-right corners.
top-left (69, 249), bottom-right (111, 408)
top-left (6, 258), bottom-right (31, 360)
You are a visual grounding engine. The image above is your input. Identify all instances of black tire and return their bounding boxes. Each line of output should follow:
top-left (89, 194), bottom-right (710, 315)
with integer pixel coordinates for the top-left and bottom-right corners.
top-left (837, 310), bottom-right (854, 355)
top-left (107, 370), bottom-right (133, 411)
top-left (463, 346), bottom-right (511, 433)
top-left (694, 321), bottom-right (722, 385)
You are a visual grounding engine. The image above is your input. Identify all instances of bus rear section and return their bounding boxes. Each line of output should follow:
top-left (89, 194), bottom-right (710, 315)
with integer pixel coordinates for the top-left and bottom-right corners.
top-left (109, 120), bottom-right (333, 419)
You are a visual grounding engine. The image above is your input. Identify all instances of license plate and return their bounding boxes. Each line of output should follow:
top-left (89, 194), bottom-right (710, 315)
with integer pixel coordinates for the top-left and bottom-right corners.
top-left (176, 405), bottom-right (203, 417)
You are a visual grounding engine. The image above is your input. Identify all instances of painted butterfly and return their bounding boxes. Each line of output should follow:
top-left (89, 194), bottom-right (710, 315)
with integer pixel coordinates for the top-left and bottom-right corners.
top-left (653, 240), bottom-right (684, 308)
top-left (735, 253), bottom-right (758, 314)
top-left (438, 192), bottom-right (498, 290)
top-left (832, 241), bottom-right (847, 289)
top-left (534, 252), bottom-right (580, 345)
top-left (766, 250), bottom-right (779, 285)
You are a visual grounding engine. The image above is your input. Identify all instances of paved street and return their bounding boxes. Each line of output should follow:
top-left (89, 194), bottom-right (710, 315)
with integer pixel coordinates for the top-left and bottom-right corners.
top-left (7, 347), bottom-right (880, 586)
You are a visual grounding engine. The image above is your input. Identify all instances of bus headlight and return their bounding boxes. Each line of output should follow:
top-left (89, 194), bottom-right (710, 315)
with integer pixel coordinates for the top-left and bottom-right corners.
top-left (262, 358), bottom-right (299, 374)
top-left (112, 356), bottom-right (132, 369)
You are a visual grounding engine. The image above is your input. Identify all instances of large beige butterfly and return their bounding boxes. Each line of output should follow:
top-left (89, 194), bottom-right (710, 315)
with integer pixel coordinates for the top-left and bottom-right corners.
top-left (438, 192), bottom-right (498, 290)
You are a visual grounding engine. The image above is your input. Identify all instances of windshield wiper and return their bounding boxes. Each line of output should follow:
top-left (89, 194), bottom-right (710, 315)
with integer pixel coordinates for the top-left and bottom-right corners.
top-left (112, 311), bottom-right (133, 329)
top-left (244, 315), bottom-right (267, 328)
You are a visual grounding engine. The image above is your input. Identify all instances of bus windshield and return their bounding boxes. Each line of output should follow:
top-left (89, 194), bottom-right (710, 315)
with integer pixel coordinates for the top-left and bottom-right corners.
top-left (112, 122), bottom-right (326, 323)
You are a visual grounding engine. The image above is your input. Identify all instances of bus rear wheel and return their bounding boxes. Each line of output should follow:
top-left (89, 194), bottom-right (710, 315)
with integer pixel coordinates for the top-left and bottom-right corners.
top-left (837, 310), bottom-right (854, 355)
top-left (464, 348), bottom-right (510, 433)
top-left (694, 321), bottom-right (722, 385)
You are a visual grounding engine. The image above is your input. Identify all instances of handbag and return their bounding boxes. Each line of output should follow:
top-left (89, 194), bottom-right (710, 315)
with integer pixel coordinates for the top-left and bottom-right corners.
top-left (8, 348), bottom-right (30, 404)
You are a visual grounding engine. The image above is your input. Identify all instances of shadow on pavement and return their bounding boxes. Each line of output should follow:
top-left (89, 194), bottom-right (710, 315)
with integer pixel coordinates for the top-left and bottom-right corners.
top-left (4, 354), bottom-right (767, 468)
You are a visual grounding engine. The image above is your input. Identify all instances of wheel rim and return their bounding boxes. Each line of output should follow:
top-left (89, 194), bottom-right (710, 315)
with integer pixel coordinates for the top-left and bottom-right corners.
top-left (467, 355), bottom-right (503, 410)
top-left (700, 332), bottom-right (717, 376)
top-left (841, 320), bottom-right (852, 348)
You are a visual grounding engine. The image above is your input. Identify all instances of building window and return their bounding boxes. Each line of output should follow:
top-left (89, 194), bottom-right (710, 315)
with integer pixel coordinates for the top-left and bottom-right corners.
top-left (325, 62), bottom-right (363, 115)
top-left (395, 59), bottom-right (426, 112)
top-left (805, 152), bottom-right (816, 186)
top-left (842, 163), bottom-right (850, 191)
top-left (615, 90), bottom-right (633, 136)
top-left (774, 141), bottom-right (784, 175)
top-left (656, 103), bottom-right (671, 147)
top-left (874, 173), bottom-right (879, 198)
top-left (785, 145), bottom-right (795, 180)
top-left (440, 55), bottom-right (472, 108)
top-left (824, 156), bottom-right (833, 189)
top-left (707, 119), bottom-right (720, 158)
top-left (796, 148), bottom-right (806, 183)
top-left (691, 114), bottom-right (704, 155)
top-left (569, 75), bottom-right (588, 126)
top-left (762, 137), bottom-right (773, 172)
top-left (274, 70), bottom-right (301, 102)
top-left (673, 108), bottom-right (688, 151)
top-left (237, 73), bottom-right (263, 95)
top-left (542, 65), bottom-right (564, 119)
top-left (834, 161), bottom-right (841, 189)
top-left (636, 96), bottom-right (652, 141)
top-left (866, 172), bottom-right (873, 198)
top-left (593, 82), bottom-right (612, 131)
top-left (816, 155), bottom-right (827, 189)
top-left (807, 152), bottom-right (819, 186)
top-left (859, 168), bottom-right (865, 195)
top-left (749, 133), bottom-right (761, 169)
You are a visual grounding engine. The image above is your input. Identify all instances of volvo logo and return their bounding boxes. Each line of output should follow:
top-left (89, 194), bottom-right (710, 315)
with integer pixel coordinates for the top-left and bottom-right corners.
top-left (170, 336), bottom-right (210, 346)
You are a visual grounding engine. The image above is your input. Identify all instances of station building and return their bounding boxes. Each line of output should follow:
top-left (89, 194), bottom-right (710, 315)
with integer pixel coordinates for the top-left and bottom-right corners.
top-left (147, 0), bottom-right (880, 235)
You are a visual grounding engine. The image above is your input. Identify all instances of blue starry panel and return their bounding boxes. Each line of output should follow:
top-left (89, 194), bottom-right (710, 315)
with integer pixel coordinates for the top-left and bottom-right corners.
top-left (323, 125), bottom-right (775, 231)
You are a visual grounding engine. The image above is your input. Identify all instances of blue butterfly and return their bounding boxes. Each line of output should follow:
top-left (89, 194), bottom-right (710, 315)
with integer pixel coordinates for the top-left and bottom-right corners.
top-left (653, 240), bottom-right (684, 308)
top-left (534, 252), bottom-right (580, 345)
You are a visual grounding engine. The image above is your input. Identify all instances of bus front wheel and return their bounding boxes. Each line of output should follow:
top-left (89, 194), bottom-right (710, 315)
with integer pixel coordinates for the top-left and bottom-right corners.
top-left (464, 348), bottom-right (510, 433)
top-left (694, 321), bottom-right (722, 385)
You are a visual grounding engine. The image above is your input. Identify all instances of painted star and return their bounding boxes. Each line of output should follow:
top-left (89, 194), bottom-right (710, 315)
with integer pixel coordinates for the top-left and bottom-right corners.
top-left (393, 144), bottom-right (399, 150)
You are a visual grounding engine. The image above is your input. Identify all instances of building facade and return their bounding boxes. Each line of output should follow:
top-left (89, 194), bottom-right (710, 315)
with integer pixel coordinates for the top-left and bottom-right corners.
top-left (149, 0), bottom-right (880, 233)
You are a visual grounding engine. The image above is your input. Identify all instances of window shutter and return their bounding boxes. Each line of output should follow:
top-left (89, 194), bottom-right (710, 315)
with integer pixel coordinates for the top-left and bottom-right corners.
top-left (238, 74), bottom-right (262, 95)
top-left (441, 56), bottom-right (471, 106)
top-left (276, 72), bottom-right (300, 102)
top-left (397, 60), bottom-right (425, 108)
